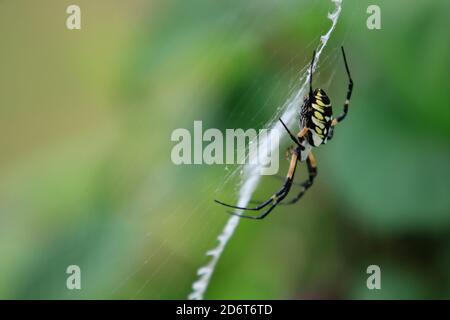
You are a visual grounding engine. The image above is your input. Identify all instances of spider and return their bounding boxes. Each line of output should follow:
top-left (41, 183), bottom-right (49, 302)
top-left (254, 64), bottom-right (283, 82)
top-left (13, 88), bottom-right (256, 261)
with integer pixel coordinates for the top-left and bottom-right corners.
top-left (214, 46), bottom-right (353, 219)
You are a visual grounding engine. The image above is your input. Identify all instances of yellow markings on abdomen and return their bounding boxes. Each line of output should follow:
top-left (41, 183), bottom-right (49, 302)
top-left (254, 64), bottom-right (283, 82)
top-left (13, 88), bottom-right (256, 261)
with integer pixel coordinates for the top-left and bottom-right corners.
top-left (314, 111), bottom-right (324, 120)
top-left (315, 99), bottom-right (328, 107)
top-left (312, 103), bottom-right (324, 112)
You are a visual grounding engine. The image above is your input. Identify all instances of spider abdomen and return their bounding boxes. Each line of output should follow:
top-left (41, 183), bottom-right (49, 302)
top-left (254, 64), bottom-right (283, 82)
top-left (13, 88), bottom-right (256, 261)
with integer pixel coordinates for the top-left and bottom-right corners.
top-left (303, 88), bottom-right (333, 147)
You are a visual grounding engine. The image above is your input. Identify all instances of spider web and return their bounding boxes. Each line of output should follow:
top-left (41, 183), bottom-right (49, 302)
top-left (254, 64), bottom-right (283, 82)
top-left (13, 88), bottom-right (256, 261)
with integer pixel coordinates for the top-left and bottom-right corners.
top-left (188, 0), bottom-right (344, 300)
top-left (110, 0), bottom-right (347, 300)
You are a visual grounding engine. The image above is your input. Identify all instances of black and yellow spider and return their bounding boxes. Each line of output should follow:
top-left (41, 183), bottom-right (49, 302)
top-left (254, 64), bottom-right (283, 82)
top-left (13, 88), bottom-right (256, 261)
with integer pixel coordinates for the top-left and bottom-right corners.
top-left (215, 46), bottom-right (353, 219)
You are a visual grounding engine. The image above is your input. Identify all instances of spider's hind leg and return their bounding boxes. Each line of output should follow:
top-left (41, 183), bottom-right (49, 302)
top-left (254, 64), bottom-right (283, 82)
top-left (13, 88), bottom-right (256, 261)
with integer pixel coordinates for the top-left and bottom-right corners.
top-left (282, 152), bottom-right (317, 205)
top-left (214, 150), bottom-right (300, 219)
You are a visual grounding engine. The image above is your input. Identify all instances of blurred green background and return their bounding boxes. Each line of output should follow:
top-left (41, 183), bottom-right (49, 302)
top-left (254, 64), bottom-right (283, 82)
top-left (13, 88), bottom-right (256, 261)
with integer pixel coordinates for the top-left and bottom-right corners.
top-left (0, 0), bottom-right (449, 299)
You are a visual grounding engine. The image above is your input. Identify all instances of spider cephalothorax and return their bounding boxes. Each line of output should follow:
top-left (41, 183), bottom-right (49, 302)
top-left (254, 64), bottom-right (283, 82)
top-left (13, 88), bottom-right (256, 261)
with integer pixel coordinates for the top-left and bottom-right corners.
top-left (215, 46), bottom-right (353, 219)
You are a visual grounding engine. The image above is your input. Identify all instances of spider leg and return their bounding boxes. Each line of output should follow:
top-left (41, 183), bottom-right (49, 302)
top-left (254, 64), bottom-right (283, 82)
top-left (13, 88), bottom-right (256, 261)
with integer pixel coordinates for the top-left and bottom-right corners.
top-left (279, 118), bottom-right (304, 150)
top-left (247, 179), bottom-right (304, 206)
top-left (227, 174), bottom-right (292, 220)
top-left (214, 197), bottom-right (273, 211)
top-left (282, 152), bottom-right (317, 205)
top-left (332, 46), bottom-right (353, 126)
top-left (279, 118), bottom-right (308, 150)
top-left (227, 200), bottom-right (281, 220)
top-left (214, 151), bottom-right (299, 219)
top-left (273, 174), bottom-right (307, 187)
